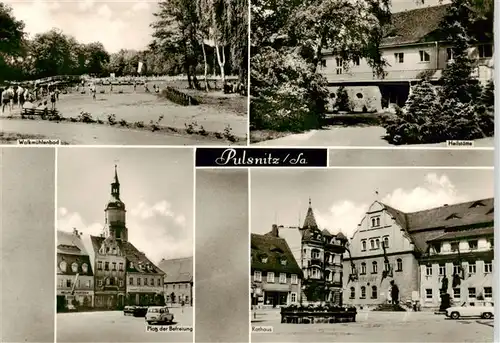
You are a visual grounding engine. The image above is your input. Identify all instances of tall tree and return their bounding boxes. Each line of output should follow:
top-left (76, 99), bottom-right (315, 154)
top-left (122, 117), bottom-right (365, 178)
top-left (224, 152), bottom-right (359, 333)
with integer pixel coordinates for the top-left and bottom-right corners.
top-left (0, 3), bottom-right (26, 81)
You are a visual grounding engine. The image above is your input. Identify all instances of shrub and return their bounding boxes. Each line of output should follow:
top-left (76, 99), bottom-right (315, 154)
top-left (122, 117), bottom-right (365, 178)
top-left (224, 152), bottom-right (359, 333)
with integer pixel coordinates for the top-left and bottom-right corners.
top-left (335, 86), bottom-right (352, 112)
top-left (77, 111), bottom-right (95, 123)
top-left (134, 121), bottom-right (145, 128)
top-left (119, 119), bottom-right (128, 127)
top-left (107, 114), bottom-right (117, 125)
top-left (223, 125), bottom-right (237, 142)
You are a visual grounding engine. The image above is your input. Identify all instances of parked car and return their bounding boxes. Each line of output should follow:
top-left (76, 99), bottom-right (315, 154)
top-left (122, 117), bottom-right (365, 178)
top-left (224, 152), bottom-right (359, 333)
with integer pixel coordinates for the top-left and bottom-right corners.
top-left (133, 306), bottom-right (149, 317)
top-left (446, 301), bottom-right (494, 319)
top-left (145, 306), bottom-right (174, 325)
top-left (123, 306), bottom-right (136, 315)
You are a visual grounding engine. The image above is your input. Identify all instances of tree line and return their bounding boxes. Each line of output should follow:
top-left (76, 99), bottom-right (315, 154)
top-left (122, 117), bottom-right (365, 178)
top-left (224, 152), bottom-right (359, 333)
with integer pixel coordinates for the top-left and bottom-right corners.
top-left (0, 0), bottom-right (248, 89)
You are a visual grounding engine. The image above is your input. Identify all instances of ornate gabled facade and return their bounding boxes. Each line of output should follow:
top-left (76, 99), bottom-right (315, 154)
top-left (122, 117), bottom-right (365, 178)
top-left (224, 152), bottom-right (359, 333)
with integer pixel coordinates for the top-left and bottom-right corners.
top-left (300, 199), bottom-right (348, 305)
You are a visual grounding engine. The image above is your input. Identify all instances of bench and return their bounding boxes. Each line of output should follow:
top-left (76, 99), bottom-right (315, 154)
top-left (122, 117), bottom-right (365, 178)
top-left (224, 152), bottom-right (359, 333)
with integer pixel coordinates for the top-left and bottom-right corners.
top-left (22, 108), bottom-right (60, 118)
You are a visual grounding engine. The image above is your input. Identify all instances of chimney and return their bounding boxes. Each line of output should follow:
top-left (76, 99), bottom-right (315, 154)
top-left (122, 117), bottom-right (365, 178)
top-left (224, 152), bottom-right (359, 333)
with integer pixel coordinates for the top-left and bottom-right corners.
top-left (444, 204), bottom-right (448, 207)
top-left (73, 228), bottom-right (79, 236)
top-left (271, 224), bottom-right (279, 237)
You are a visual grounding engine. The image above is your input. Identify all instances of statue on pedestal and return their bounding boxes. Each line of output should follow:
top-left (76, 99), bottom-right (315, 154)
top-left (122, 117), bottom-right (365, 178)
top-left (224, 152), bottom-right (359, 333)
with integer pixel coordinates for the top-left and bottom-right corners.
top-left (439, 276), bottom-right (451, 311)
top-left (390, 280), bottom-right (399, 305)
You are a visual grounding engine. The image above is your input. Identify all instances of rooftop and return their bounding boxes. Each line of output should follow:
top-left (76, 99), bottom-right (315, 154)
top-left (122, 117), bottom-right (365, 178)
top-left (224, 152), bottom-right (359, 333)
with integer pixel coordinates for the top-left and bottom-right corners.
top-left (158, 257), bottom-right (193, 283)
top-left (251, 233), bottom-right (302, 275)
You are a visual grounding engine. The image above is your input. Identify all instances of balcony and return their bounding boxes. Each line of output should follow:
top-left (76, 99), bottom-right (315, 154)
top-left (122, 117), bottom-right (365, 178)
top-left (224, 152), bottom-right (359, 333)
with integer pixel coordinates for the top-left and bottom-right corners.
top-left (309, 259), bottom-right (323, 268)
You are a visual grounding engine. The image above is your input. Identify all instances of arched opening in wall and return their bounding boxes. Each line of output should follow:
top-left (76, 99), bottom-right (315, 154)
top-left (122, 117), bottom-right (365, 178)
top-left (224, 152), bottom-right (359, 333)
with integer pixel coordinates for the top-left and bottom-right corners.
top-left (330, 93), bottom-right (336, 98)
top-left (356, 92), bottom-right (363, 99)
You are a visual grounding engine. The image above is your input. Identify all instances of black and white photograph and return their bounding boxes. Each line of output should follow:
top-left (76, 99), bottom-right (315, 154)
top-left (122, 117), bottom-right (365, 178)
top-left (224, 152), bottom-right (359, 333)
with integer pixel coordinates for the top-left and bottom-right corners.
top-left (250, 0), bottom-right (494, 147)
top-left (56, 148), bottom-right (193, 342)
top-left (0, 0), bottom-right (248, 145)
top-left (251, 168), bottom-right (494, 342)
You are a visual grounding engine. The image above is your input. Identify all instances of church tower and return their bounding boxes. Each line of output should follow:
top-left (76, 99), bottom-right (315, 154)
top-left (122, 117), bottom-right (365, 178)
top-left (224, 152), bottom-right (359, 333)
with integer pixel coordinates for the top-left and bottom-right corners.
top-left (103, 165), bottom-right (128, 242)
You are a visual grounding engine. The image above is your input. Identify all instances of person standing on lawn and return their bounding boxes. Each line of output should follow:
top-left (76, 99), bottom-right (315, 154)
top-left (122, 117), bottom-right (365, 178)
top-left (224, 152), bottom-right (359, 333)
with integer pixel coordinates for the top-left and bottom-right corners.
top-left (16, 85), bottom-right (25, 108)
top-left (50, 88), bottom-right (56, 111)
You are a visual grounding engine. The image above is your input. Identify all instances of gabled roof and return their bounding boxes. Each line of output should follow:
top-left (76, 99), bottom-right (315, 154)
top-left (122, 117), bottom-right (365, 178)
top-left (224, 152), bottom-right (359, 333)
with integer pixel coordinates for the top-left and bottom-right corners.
top-left (303, 206), bottom-right (318, 230)
top-left (158, 257), bottom-right (193, 283)
top-left (427, 227), bottom-right (494, 243)
top-left (379, 198), bottom-right (494, 253)
top-left (57, 230), bottom-right (88, 256)
top-left (382, 4), bottom-right (451, 46)
top-left (251, 233), bottom-right (302, 275)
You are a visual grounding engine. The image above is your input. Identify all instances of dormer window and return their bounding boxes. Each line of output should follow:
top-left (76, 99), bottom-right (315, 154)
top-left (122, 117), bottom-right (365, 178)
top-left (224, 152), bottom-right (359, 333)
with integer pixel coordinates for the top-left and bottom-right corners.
top-left (432, 243), bottom-right (441, 253)
top-left (71, 262), bottom-right (78, 273)
top-left (446, 213), bottom-right (461, 220)
top-left (468, 240), bottom-right (478, 250)
top-left (60, 261), bottom-right (67, 272)
top-left (470, 201), bottom-right (485, 208)
top-left (280, 259), bottom-right (287, 266)
top-left (261, 257), bottom-right (268, 263)
top-left (129, 262), bottom-right (134, 269)
top-left (82, 263), bottom-right (88, 274)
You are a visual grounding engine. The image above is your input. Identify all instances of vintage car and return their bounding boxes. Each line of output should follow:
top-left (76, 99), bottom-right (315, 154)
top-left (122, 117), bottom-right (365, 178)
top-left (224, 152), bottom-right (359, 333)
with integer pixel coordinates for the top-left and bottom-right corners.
top-left (123, 306), bottom-right (136, 315)
top-left (446, 301), bottom-right (494, 319)
top-left (133, 306), bottom-right (149, 317)
top-left (145, 306), bottom-right (174, 325)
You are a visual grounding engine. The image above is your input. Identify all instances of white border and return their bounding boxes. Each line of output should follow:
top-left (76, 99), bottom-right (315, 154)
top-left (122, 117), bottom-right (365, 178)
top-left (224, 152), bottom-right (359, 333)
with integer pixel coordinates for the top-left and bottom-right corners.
top-left (247, 0), bottom-right (251, 147)
top-left (248, 167), bottom-right (252, 342)
top-left (54, 146), bottom-right (58, 343)
top-left (192, 147), bottom-right (197, 343)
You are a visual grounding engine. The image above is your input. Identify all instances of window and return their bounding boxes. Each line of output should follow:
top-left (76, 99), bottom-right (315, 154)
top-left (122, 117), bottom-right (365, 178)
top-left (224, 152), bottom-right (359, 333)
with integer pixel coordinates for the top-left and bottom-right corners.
top-left (453, 288), bottom-right (460, 299)
top-left (261, 257), bottom-right (268, 263)
top-left (98, 279), bottom-right (103, 287)
top-left (396, 259), bottom-right (403, 272)
top-left (311, 249), bottom-right (320, 259)
top-left (394, 52), bottom-right (404, 63)
top-left (350, 287), bottom-right (355, 299)
top-left (267, 272), bottom-right (275, 283)
top-left (58, 279), bottom-right (63, 287)
top-left (351, 265), bottom-right (356, 275)
top-left (280, 259), bottom-right (287, 266)
top-left (451, 242), bottom-right (459, 252)
top-left (426, 289), bottom-right (433, 299)
top-left (144, 278), bottom-right (148, 286)
top-left (361, 262), bottom-right (366, 275)
top-left (119, 263), bottom-right (123, 271)
top-left (360, 286), bottom-right (366, 299)
top-left (384, 261), bottom-right (390, 272)
top-left (375, 239), bottom-right (380, 249)
top-left (137, 278), bottom-right (141, 286)
top-left (151, 278), bottom-right (154, 286)
top-left (484, 261), bottom-right (493, 273)
top-left (335, 57), bottom-right (343, 74)
top-left (446, 47), bottom-right (454, 61)
top-left (468, 240), bottom-right (478, 250)
top-left (439, 264), bottom-right (445, 276)
top-left (66, 279), bottom-right (72, 287)
top-left (158, 279), bottom-right (161, 286)
top-left (478, 44), bottom-right (493, 58)
top-left (82, 263), bottom-right (88, 273)
top-left (104, 262), bottom-right (109, 271)
top-left (468, 262), bottom-right (476, 274)
top-left (361, 240), bottom-right (367, 251)
top-left (112, 248), bottom-right (116, 254)
top-left (376, 218), bottom-right (380, 227)
top-left (185, 296), bottom-right (189, 303)
top-left (106, 278), bottom-right (111, 286)
top-left (372, 261), bottom-right (378, 274)
top-left (291, 292), bottom-right (297, 303)
top-left (60, 261), bottom-right (67, 272)
top-left (320, 59), bottom-right (326, 68)
top-left (119, 280), bottom-right (123, 287)
top-left (86, 280), bottom-right (91, 288)
top-left (371, 286), bottom-right (378, 299)
top-left (453, 262), bottom-right (461, 275)
top-left (484, 287), bottom-right (492, 298)
top-left (426, 265), bottom-right (432, 276)
top-left (311, 269), bottom-right (320, 278)
top-left (383, 237), bottom-right (389, 248)
top-left (433, 244), bottom-right (441, 253)
top-left (419, 50), bottom-right (430, 62)
top-left (172, 284), bottom-right (175, 289)
top-left (291, 274), bottom-right (298, 284)
top-left (371, 218), bottom-right (376, 227)
top-left (254, 271), bottom-right (262, 282)
top-left (279, 273), bottom-right (286, 284)
top-left (356, 92), bottom-right (363, 99)
top-left (97, 261), bottom-right (102, 270)
top-left (370, 240), bottom-right (375, 249)
top-left (112, 262), bottom-right (116, 271)
top-left (468, 287), bottom-right (476, 298)
top-left (71, 262), bottom-right (78, 273)
top-left (129, 277), bottom-right (133, 285)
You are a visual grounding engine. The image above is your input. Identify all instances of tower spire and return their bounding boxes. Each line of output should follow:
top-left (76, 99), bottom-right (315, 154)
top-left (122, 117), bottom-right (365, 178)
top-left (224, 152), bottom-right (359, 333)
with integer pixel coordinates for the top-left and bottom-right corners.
top-left (114, 164), bottom-right (119, 183)
top-left (309, 197), bottom-right (312, 207)
top-left (111, 164), bottom-right (120, 200)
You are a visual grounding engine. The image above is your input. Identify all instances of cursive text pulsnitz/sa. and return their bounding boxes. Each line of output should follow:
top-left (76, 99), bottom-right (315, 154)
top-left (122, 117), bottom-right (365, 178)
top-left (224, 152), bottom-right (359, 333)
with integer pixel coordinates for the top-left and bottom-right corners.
top-left (214, 148), bottom-right (308, 166)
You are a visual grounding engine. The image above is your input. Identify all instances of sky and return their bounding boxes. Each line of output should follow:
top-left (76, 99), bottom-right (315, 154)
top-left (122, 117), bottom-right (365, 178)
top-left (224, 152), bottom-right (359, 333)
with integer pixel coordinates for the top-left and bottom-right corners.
top-left (4, 0), bottom-right (157, 53)
top-left (3, 0), bottom-right (449, 53)
top-left (57, 147), bottom-right (193, 264)
top-left (251, 168), bottom-right (494, 260)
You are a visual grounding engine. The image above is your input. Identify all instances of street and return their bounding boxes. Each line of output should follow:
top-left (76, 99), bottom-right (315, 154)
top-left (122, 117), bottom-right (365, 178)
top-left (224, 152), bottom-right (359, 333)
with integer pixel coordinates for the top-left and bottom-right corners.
top-left (57, 308), bottom-right (193, 342)
top-left (251, 310), bottom-right (494, 342)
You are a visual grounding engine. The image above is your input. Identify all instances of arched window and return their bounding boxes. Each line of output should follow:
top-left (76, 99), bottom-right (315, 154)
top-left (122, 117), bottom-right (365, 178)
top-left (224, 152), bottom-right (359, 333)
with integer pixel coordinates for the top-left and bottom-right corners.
top-left (370, 240), bottom-right (375, 249)
top-left (311, 249), bottom-right (320, 259)
top-left (372, 286), bottom-right (378, 299)
top-left (361, 286), bottom-right (366, 298)
top-left (59, 261), bottom-right (67, 272)
top-left (350, 287), bottom-right (355, 299)
top-left (384, 261), bottom-right (390, 272)
top-left (383, 237), bottom-right (389, 248)
top-left (376, 218), bottom-right (380, 226)
top-left (106, 278), bottom-right (110, 286)
top-left (371, 218), bottom-right (376, 227)
top-left (71, 262), bottom-right (78, 273)
top-left (376, 239), bottom-right (380, 249)
top-left (82, 263), bottom-right (88, 274)
top-left (396, 259), bottom-right (403, 271)
top-left (372, 261), bottom-right (378, 273)
top-left (362, 241), bottom-right (367, 251)
top-left (351, 264), bottom-right (356, 275)
top-left (361, 262), bottom-right (366, 274)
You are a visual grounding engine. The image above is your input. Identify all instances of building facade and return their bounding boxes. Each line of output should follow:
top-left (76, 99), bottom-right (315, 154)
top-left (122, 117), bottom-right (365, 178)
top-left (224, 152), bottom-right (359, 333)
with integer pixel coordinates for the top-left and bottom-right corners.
top-left (344, 198), bottom-right (494, 309)
top-left (159, 257), bottom-right (193, 306)
top-left (300, 200), bottom-right (348, 305)
top-left (57, 229), bottom-right (94, 312)
top-left (82, 166), bottom-right (164, 309)
top-left (251, 226), bottom-right (302, 308)
top-left (319, 4), bottom-right (494, 110)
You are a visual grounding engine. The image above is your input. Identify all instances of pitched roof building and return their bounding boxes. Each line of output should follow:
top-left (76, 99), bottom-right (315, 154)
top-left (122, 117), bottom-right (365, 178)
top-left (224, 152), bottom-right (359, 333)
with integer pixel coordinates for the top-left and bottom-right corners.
top-left (344, 198), bottom-right (494, 309)
top-left (158, 257), bottom-right (193, 306)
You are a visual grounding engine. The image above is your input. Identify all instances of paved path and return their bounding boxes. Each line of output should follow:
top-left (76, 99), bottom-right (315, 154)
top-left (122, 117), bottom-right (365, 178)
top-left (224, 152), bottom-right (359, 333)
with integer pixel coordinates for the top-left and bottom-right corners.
top-left (251, 310), bottom-right (493, 342)
top-left (255, 126), bottom-right (495, 147)
top-left (57, 308), bottom-right (193, 342)
top-left (0, 118), bottom-right (237, 145)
